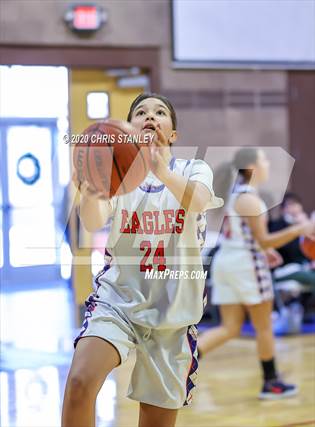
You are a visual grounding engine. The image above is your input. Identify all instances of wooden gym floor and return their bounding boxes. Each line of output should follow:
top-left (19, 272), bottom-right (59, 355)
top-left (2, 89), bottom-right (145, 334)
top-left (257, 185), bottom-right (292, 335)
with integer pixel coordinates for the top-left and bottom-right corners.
top-left (116, 335), bottom-right (315, 427)
top-left (1, 287), bottom-right (314, 426)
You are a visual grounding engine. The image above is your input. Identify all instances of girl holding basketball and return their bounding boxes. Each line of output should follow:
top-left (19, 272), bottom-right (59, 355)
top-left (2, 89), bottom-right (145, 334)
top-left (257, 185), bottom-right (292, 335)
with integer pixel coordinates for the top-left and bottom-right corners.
top-left (62, 93), bottom-right (223, 427)
top-left (198, 147), bottom-right (315, 399)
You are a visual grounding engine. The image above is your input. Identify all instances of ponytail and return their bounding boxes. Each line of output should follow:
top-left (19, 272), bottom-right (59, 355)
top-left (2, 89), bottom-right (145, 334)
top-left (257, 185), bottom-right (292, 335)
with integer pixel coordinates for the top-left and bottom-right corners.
top-left (213, 161), bottom-right (236, 206)
top-left (233, 147), bottom-right (259, 183)
top-left (214, 147), bottom-right (259, 204)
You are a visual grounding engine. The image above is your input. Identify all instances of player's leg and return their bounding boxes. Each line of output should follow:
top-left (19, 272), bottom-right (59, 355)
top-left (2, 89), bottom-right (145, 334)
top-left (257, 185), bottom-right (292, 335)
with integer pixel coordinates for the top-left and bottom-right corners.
top-left (246, 300), bottom-right (274, 361)
top-left (129, 327), bottom-right (193, 427)
top-left (246, 301), bottom-right (297, 399)
top-left (62, 337), bottom-right (120, 427)
top-left (198, 304), bottom-right (245, 356)
top-left (138, 403), bottom-right (178, 427)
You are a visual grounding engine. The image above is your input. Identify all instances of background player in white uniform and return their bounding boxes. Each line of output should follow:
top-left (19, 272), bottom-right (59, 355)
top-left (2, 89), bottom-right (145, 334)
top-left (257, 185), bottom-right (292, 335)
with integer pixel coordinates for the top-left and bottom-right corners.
top-left (198, 147), bottom-right (315, 399)
top-left (62, 93), bottom-right (223, 427)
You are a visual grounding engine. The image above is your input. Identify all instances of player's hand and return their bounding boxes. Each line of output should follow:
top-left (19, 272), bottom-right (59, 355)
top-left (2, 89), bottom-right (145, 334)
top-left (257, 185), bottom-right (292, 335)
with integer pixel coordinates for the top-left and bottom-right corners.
top-left (72, 171), bottom-right (108, 200)
top-left (299, 217), bottom-right (315, 237)
top-left (72, 170), bottom-right (81, 189)
top-left (80, 181), bottom-right (108, 200)
top-left (265, 248), bottom-right (283, 268)
top-left (150, 127), bottom-right (171, 180)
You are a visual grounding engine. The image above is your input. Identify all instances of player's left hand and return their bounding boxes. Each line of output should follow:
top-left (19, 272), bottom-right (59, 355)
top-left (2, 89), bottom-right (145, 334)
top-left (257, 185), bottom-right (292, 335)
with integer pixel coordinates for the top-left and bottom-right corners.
top-left (150, 127), bottom-right (171, 180)
top-left (265, 248), bottom-right (284, 268)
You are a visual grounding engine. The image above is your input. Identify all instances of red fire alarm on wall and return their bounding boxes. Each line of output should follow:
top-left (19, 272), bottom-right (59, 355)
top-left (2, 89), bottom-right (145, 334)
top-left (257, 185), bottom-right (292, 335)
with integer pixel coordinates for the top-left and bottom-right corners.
top-left (64, 4), bottom-right (107, 32)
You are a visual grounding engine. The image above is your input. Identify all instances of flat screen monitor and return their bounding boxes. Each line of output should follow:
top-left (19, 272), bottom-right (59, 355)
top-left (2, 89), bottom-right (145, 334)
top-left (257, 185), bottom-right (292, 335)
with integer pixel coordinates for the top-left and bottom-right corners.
top-left (171, 0), bottom-right (315, 69)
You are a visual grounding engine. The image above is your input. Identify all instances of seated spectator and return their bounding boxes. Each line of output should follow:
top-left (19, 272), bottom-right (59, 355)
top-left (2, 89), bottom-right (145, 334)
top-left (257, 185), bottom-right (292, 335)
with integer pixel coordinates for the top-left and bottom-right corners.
top-left (268, 192), bottom-right (315, 288)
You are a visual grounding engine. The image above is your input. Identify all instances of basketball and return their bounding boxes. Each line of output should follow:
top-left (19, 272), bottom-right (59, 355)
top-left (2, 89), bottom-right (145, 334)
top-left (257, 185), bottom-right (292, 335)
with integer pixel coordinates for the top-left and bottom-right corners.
top-left (73, 119), bottom-right (151, 198)
top-left (300, 236), bottom-right (315, 261)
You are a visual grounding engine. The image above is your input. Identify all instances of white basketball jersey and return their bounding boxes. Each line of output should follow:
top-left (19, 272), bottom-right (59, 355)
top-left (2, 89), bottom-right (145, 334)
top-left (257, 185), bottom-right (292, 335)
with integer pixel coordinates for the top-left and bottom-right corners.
top-left (213, 184), bottom-right (273, 302)
top-left (220, 184), bottom-right (267, 251)
top-left (95, 157), bottom-right (223, 329)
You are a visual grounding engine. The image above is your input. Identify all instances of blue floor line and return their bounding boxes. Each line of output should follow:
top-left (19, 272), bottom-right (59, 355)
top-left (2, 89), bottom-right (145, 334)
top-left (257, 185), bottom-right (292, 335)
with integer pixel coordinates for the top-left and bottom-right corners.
top-left (199, 321), bottom-right (315, 336)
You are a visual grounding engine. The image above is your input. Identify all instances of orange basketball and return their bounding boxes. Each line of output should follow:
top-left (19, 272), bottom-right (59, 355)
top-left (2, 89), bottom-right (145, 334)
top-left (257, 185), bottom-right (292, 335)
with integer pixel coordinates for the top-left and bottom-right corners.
top-left (300, 236), bottom-right (315, 260)
top-left (73, 119), bottom-right (151, 198)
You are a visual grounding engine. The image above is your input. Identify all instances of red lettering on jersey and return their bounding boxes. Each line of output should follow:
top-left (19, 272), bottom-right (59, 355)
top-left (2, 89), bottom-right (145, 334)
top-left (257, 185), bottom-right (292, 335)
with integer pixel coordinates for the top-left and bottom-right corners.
top-left (175, 209), bottom-right (185, 233)
top-left (142, 211), bottom-right (154, 234)
top-left (131, 211), bottom-right (143, 234)
top-left (140, 240), bottom-right (166, 272)
top-left (153, 240), bottom-right (166, 271)
top-left (120, 209), bottom-right (184, 235)
top-left (120, 209), bottom-right (131, 233)
top-left (140, 240), bottom-right (153, 271)
top-left (153, 211), bottom-right (165, 235)
top-left (163, 209), bottom-right (175, 234)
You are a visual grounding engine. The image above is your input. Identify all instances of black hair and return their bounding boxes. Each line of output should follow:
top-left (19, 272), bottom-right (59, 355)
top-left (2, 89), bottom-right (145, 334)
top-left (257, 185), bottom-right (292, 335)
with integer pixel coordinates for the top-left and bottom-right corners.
top-left (213, 147), bottom-right (260, 204)
top-left (233, 147), bottom-right (259, 183)
top-left (281, 192), bottom-right (302, 209)
top-left (127, 92), bottom-right (177, 130)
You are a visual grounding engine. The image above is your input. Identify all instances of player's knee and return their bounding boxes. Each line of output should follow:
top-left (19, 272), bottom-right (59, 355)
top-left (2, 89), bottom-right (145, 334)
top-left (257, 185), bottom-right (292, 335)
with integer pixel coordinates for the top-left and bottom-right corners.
top-left (66, 374), bottom-right (95, 405)
top-left (254, 322), bottom-right (273, 335)
top-left (226, 324), bottom-right (242, 339)
top-left (252, 317), bottom-right (273, 334)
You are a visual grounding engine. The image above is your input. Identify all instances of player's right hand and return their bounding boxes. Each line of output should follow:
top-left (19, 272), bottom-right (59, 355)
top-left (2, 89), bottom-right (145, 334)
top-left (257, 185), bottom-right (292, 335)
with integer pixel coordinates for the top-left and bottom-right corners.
top-left (72, 170), bottom-right (81, 189)
top-left (72, 171), bottom-right (107, 200)
top-left (299, 217), bottom-right (315, 237)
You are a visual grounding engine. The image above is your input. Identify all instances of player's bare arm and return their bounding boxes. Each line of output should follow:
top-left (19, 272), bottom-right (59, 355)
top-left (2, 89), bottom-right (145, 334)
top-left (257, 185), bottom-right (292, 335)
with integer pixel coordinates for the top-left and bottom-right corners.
top-left (235, 192), bottom-right (315, 249)
top-left (151, 127), bottom-right (212, 212)
top-left (72, 171), bottom-right (113, 232)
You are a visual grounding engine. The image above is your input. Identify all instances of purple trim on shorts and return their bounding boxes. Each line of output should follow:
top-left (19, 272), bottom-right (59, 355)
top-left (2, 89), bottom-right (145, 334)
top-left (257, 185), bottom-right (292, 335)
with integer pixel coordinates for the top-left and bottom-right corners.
top-left (240, 219), bottom-right (272, 300)
top-left (74, 262), bottom-right (111, 348)
top-left (93, 247), bottom-right (113, 291)
top-left (94, 265), bottom-right (110, 293)
top-left (202, 284), bottom-right (208, 310)
top-left (184, 325), bottom-right (198, 406)
top-left (93, 248), bottom-right (112, 292)
top-left (74, 294), bottom-right (98, 348)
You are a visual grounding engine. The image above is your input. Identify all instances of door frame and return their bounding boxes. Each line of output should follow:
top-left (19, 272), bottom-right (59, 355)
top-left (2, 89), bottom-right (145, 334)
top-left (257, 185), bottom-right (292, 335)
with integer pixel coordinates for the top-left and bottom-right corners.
top-left (0, 118), bottom-right (63, 291)
top-left (0, 45), bottom-right (160, 92)
top-left (0, 45), bottom-right (160, 312)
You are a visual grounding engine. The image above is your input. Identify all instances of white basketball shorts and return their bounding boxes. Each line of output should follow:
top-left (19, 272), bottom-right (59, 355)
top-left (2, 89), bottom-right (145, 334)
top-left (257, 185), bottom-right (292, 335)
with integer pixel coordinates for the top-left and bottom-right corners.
top-left (74, 284), bottom-right (198, 409)
top-left (211, 248), bottom-right (274, 305)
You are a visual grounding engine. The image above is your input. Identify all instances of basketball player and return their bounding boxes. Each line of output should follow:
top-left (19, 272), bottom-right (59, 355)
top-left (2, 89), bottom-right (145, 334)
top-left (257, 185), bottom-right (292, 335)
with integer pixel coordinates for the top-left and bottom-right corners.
top-left (62, 93), bottom-right (223, 427)
top-left (198, 147), bottom-right (315, 400)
